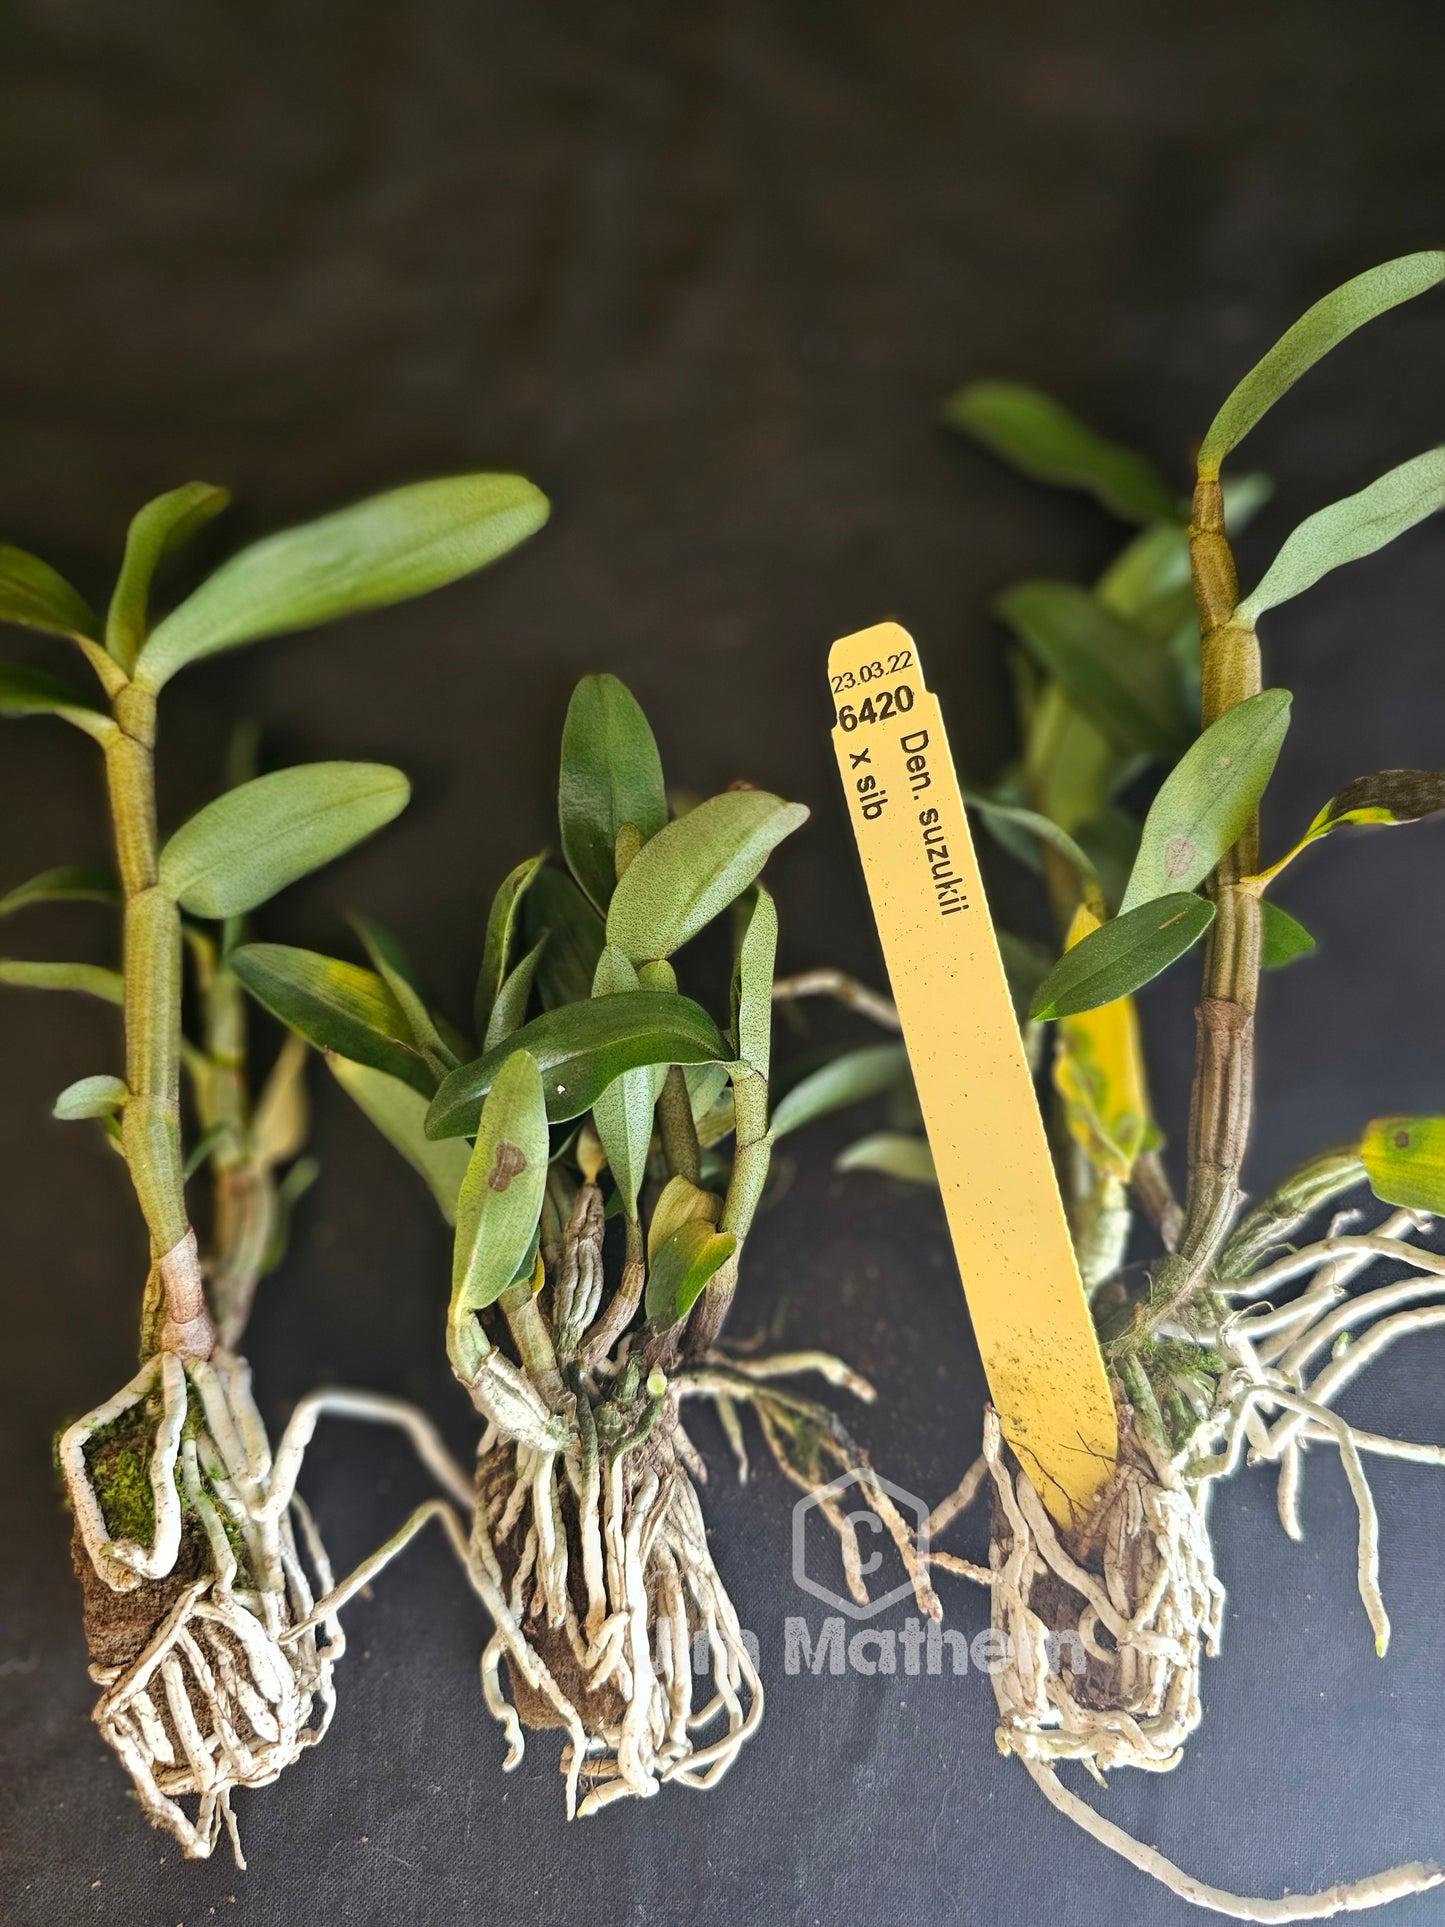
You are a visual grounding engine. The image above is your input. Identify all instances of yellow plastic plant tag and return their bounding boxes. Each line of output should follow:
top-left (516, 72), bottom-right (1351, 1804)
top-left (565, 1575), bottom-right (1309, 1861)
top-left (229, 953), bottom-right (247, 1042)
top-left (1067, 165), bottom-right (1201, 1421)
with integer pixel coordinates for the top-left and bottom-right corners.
top-left (828, 622), bottom-right (1118, 1524)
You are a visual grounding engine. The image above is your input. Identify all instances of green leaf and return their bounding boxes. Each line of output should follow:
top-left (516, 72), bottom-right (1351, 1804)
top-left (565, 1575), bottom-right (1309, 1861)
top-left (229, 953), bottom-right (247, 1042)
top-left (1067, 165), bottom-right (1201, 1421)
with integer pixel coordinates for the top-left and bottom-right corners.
top-left (135, 474), bottom-right (550, 693)
top-left (53, 1073), bottom-right (129, 1121)
top-left (588, 946), bottom-right (655, 1220)
top-left (1021, 686), bottom-right (1122, 834)
top-left (452, 1050), bottom-right (549, 1312)
top-left (327, 1053), bottom-right (471, 1224)
top-left (262, 1155), bottom-right (320, 1275)
top-left (559, 674), bottom-right (668, 913)
top-left (523, 864), bottom-right (606, 1009)
top-left (996, 583), bottom-right (1193, 760)
top-left (158, 763), bottom-right (409, 917)
top-left (966, 793), bottom-right (1100, 892)
top-left (230, 942), bottom-right (434, 1095)
top-left (427, 989), bottom-right (727, 1137)
top-left (484, 934), bottom-right (547, 1050)
top-left (731, 885), bottom-right (777, 1078)
top-left (1029, 893), bottom-right (1215, 1020)
top-left (474, 854), bottom-right (545, 1040)
top-left (1199, 254), bottom-right (1445, 472)
top-left (0, 865), bottom-right (118, 916)
top-left (836, 1131), bottom-right (937, 1185)
top-left (1260, 901), bottom-right (1316, 970)
top-left (0, 958), bottom-right (124, 1003)
top-left (1119, 690), bottom-right (1292, 912)
top-left (644, 1218), bottom-right (736, 1331)
top-left (352, 915), bottom-right (456, 1072)
top-left (1308, 768), bottom-right (1445, 839)
top-left (943, 381), bottom-right (1179, 524)
top-left (1237, 449), bottom-right (1445, 624)
top-left (106, 483), bottom-right (231, 674)
top-left (1360, 1116), bottom-right (1445, 1215)
top-left (1096, 523), bottom-right (1191, 617)
top-left (0, 663), bottom-right (114, 743)
top-left (770, 1042), bottom-right (913, 1141)
top-left (0, 545), bottom-right (99, 641)
top-left (605, 789), bottom-right (809, 964)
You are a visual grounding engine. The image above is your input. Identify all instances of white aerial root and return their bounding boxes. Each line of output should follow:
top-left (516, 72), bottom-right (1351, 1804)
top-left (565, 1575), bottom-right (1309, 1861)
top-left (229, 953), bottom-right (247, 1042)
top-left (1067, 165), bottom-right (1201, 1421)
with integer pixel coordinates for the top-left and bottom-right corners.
top-left (60, 1357), bottom-right (471, 1866)
top-left (459, 1361), bottom-right (929, 1818)
top-left (445, 1175), bottom-right (939, 1818)
top-left (462, 1417), bottom-right (765, 1820)
top-left (925, 1201), bottom-right (1445, 1919)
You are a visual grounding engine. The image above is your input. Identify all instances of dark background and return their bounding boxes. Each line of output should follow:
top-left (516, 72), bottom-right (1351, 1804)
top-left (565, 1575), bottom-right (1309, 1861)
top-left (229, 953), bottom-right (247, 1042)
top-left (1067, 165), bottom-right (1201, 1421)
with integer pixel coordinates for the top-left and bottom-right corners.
top-left (3, 3), bottom-right (1444, 1922)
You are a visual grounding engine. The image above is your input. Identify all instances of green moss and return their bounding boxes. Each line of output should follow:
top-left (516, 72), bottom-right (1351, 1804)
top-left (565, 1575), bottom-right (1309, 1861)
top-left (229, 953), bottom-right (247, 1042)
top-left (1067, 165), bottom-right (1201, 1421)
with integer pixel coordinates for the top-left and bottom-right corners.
top-left (83, 1396), bottom-right (159, 1545)
top-left (76, 1381), bottom-right (249, 1562)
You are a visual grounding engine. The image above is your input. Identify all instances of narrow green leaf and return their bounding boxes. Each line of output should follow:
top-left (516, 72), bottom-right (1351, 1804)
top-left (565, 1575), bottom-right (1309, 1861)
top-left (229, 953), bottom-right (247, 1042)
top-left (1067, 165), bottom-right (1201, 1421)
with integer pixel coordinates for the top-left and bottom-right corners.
top-left (452, 1050), bottom-right (549, 1312)
top-left (484, 934), bottom-right (548, 1050)
top-left (352, 915), bottom-right (456, 1072)
top-left (1308, 768), bottom-right (1445, 839)
top-left (0, 865), bottom-right (118, 916)
top-left (967, 793), bottom-right (1100, 891)
top-left (836, 1131), bottom-right (937, 1185)
top-left (159, 762), bottom-right (409, 917)
top-left (327, 1053), bottom-right (470, 1224)
top-left (261, 1156), bottom-right (320, 1275)
top-left (1199, 254), bottom-right (1445, 471)
top-left (475, 854), bottom-right (545, 1039)
top-left (943, 381), bottom-right (1179, 524)
top-left (731, 885), bottom-right (777, 1078)
top-left (106, 483), bottom-right (231, 673)
top-left (1120, 690), bottom-right (1292, 912)
top-left (1360, 1116), bottom-right (1445, 1215)
top-left (1022, 686), bottom-right (1122, 835)
top-left (0, 663), bottom-right (114, 743)
top-left (559, 674), bottom-right (668, 913)
top-left (1260, 901), bottom-right (1316, 970)
top-left (0, 545), bottom-right (99, 641)
top-left (770, 1042), bottom-right (913, 1141)
top-left (230, 942), bottom-right (434, 1095)
top-left (1096, 523), bottom-right (1191, 617)
top-left (589, 946), bottom-right (655, 1220)
top-left (135, 474), bottom-right (550, 692)
top-left (523, 864), bottom-right (606, 1009)
top-left (1237, 449), bottom-right (1445, 624)
top-left (53, 1073), bottom-right (128, 1121)
top-left (1029, 893), bottom-right (1215, 1020)
top-left (427, 989), bottom-right (726, 1137)
top-left (996, 583), bottom-right (1193, 760)
top-left (183, 1120), bottom-right (230, 1178)
top-left (0, 958), bottom-right (124, 1003)
top-left (606, 789), bottom-right (809, 964)
top-left (644, 1219), bottom-right (736, 1331)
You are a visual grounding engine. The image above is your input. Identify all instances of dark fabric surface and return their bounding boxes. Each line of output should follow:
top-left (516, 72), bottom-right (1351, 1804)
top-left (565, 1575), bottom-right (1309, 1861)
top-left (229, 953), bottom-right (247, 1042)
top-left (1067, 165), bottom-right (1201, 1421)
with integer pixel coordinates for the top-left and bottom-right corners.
top-left (2, 3), bottom-right (1444, 1922)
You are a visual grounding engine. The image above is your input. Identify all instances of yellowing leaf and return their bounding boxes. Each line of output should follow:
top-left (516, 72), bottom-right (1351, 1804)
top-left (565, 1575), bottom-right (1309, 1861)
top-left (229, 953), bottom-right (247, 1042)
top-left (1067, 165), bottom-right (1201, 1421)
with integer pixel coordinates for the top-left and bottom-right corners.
top-left (1052, 903), bottom-right (1157, 1182)
top-left (1360, 1116), bottom-right (1445, 1215)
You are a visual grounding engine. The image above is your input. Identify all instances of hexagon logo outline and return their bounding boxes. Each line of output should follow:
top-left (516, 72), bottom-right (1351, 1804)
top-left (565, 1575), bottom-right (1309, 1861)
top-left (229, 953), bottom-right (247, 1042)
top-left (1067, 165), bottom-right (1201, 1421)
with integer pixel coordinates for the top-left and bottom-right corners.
top-left (792, 1467), bottom-right (930, 1621)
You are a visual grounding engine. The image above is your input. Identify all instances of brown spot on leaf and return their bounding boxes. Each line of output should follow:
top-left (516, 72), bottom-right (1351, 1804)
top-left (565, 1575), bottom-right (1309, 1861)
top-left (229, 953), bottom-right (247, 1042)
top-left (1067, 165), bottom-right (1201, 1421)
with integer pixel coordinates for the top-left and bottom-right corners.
top-left (1395, 1129), bottom-right (1412, 1151)
top-left (1163, 835), bottom-right (1196, 879)
top-left (489, 1141), bottom-right (528, 1191)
